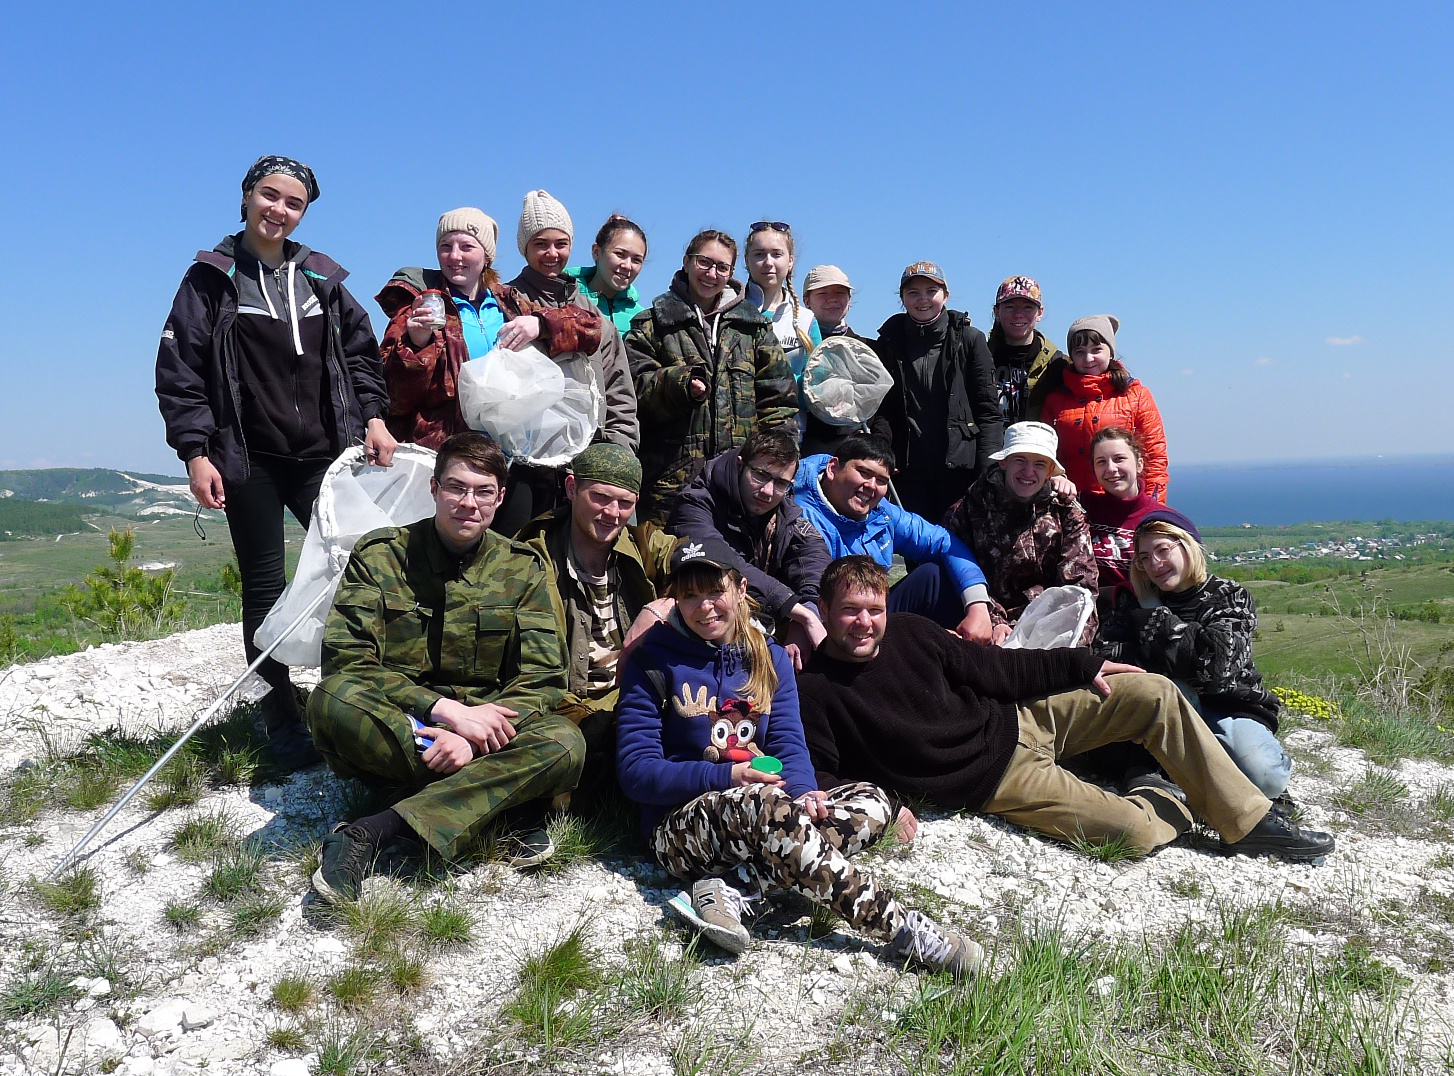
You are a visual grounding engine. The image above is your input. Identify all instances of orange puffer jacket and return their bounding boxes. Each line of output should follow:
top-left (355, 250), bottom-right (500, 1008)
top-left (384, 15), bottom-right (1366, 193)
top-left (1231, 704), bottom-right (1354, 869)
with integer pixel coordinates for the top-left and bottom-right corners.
top-left (1041, 369), bottom-right (1169, 502)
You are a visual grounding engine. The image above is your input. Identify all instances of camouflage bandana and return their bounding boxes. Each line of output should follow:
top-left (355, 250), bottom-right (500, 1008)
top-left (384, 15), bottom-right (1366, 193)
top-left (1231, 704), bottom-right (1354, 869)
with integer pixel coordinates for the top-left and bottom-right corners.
top-left (241, 155), bottom-right (321, 203)
top-left (571, 443), bottom-right (641, 495)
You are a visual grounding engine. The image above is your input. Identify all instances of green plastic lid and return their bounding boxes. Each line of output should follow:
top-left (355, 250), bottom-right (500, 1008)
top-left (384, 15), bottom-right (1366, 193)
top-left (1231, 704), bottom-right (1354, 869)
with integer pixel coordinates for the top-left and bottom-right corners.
top-left (750, 756), bottom-right (783, 774)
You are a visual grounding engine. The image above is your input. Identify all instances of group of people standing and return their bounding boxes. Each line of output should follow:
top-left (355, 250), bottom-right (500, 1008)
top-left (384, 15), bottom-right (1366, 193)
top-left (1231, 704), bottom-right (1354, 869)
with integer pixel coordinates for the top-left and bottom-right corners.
top-left (154, 156), bottom-right (1332, 980)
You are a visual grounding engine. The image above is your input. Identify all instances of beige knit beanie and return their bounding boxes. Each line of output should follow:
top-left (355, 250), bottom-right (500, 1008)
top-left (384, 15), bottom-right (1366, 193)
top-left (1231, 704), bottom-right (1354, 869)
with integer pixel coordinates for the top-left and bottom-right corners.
top-left (1067, 314), bottom-right (1121, 358)
top-left (436, 208), bottom-right (499, 263)
top-left (516, 190), bottom-right (574, 255)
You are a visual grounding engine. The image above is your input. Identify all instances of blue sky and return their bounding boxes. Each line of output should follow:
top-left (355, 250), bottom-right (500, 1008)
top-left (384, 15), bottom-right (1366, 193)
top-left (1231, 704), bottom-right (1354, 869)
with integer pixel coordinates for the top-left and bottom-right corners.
top-left (1, 1), bottom-right (1450, 475)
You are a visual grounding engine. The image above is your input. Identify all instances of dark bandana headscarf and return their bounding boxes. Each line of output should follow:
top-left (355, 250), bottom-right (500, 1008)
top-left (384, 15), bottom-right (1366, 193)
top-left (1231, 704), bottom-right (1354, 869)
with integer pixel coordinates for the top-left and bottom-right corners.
top-left (240, 155), bottom-right (321, 212)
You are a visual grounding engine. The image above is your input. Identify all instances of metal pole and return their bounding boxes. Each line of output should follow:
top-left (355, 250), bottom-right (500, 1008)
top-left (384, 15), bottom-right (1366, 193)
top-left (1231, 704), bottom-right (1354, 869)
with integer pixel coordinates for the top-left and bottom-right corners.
top-left (47, 585), bottom-right (334, 879)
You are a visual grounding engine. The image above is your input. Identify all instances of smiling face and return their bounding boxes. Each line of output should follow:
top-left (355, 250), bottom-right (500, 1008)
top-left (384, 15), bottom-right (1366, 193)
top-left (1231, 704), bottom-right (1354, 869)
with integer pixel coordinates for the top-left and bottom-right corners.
top-left (676, 571), bottom-right (747, 644)
top-left (242, 174), bottom-right (309, 246)
top-left (901, 278), bottom-right (947, 324)
top-left (431, 460), bottom-right (505, 549)
top-left (525, 228), bottom-right (572, 277)
top-left (823, 583), bottom-right (888, 662)
top-left (804, 284), bottom-right (852, 327)
top-left (565, 476), bottom-right (637, 549)
top-left (746, 232), bottom-right (792, 293)
top-left (1135, 532), bottom-right (1191, 593)
top-left (994, 296), bottom-right (1043, 344)
top-left (737, 454), bottom-right (797, 518)
top-left (436, 232), bottom-right (488, 296)
top-left (1071, 336), bottom-right (1113, 376)
top-left (684, 240), bottom-right (734, 308)
top-left (822, 456), bottom-right (892, 520)
top-left (999, 452), bottom-right (1053, 501)
top-left (1092, 437), bottom-right (1144, 499)
top-left (592, 231), bottom-right (646, 294)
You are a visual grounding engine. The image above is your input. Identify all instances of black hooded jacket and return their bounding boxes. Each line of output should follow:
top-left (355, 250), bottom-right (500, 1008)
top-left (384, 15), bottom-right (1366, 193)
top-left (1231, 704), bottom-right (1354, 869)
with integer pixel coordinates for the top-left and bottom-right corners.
top-left (668, 446), bottom-right (831, 620)
top-left (155, 234), bottom-right (387, 483)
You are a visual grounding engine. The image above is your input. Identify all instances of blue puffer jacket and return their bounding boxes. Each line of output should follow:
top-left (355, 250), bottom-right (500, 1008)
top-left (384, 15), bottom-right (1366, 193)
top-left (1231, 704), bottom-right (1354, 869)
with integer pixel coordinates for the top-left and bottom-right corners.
top-left (616, 614), bottom-right (816, 836)
top-left (793, 454), bottom-right (990, 604)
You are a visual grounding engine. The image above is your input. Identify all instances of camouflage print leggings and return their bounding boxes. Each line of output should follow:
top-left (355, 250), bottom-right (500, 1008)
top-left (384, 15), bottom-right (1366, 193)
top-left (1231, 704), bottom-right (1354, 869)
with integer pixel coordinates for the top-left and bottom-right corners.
top-left (652, 781), bottom-right (907, 942)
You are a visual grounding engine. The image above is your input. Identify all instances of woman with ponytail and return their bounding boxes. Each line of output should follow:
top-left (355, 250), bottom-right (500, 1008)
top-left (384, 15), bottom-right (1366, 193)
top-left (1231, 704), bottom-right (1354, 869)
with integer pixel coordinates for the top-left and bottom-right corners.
top-left (615, 538), bottom-right (980, 976)
top-left (566, 214), bottom-right (648, 336)
top-left (744, 221), bottom-right (818, 434)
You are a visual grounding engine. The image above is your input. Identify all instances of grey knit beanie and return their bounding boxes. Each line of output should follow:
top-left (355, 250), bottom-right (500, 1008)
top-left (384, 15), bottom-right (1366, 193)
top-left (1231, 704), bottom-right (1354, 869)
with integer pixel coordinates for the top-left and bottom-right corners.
top-left (436, 208), bottom-right (498, 263)
top-left (517, 190), bottom-right (574, 255)
top-left (1067, 314), bottom-right (1121, 359)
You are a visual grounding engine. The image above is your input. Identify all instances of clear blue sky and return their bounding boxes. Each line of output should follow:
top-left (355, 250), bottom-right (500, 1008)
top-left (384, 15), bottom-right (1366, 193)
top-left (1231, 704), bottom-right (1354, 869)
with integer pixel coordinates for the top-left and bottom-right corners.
top-left (2, 1), bottom-right (1450, 475)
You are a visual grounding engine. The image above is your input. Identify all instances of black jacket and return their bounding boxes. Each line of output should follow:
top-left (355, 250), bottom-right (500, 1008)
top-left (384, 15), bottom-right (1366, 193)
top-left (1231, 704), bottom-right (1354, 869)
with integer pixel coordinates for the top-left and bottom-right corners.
top-left (668, 446), bottom-right (831, 620)
top-left (872, 309), bottom-right (1004, 477)
top-left (155, 234), bottom-right (387, 483)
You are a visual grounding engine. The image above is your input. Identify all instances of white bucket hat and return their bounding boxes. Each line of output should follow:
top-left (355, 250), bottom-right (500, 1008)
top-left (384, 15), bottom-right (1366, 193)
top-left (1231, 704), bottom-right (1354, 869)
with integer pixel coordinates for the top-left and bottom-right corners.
top-left (988, 421), bottom-right (1064, 476)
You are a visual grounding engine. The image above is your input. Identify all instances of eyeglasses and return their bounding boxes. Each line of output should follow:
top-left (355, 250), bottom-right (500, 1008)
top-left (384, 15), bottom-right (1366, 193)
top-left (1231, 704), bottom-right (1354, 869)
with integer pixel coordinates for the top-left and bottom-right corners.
top-left (749, 221), bottom-right (791, 234)
top-left (1134, 542), bottom-right (1182, 569)
top-left (437, 479), bottom-right (499, 504)
top-left (744, 465), bottom-right (793, 493)
top-left (690, 254), bottom-right (733, 276)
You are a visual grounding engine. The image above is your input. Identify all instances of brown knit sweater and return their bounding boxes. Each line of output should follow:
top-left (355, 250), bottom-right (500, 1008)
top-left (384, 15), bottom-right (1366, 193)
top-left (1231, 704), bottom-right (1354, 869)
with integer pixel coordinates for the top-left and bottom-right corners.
top-left (797, 614), bottom-right (1103, 810)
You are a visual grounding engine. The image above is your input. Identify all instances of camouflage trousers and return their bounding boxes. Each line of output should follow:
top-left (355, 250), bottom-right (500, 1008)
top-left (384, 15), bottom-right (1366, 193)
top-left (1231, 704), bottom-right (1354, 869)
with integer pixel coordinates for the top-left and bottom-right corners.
top-left (307, 675), bottom-right (585, 860)
top-left (652, 781), bottom-right (907, 942)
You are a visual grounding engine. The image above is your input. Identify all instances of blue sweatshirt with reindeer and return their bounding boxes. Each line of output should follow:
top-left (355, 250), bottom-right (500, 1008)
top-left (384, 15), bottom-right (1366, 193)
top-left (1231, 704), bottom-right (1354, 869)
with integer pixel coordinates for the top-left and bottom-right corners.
top-left (616, 613), bottom-right (818, 835)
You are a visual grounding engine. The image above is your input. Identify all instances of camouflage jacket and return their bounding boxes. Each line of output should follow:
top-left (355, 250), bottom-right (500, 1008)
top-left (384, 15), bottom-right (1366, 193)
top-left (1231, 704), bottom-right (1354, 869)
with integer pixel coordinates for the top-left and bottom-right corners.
top-left (321, 519), bottom-right (567, 735)
top-left (944, 468), bottom-right (1099, 643)
top-left (625, 273), bottom-right (798, 523)
top-left (518, 507), bottom-right (678, 711)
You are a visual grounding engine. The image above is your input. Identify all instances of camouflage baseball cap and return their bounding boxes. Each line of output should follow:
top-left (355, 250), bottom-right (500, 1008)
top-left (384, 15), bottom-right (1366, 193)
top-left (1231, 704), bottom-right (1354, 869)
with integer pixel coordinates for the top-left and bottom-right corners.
top-left (899, 261), bottom-right (947, 289)
top-left (995, 275), bottom-right (1043, 308)
top-left (570, 443), bottom-right (641, 494)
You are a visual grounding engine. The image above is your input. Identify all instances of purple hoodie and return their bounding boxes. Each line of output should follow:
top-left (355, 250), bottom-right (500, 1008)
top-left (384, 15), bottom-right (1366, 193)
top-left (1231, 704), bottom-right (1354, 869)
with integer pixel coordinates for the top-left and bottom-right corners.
top-left (616, 614), bottom-right (817, 836)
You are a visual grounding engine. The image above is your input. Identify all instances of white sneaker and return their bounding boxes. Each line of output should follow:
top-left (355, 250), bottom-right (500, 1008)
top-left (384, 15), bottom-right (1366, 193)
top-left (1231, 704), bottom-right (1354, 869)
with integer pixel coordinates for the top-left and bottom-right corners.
top-left (890, 910), bottom-right (984, 979)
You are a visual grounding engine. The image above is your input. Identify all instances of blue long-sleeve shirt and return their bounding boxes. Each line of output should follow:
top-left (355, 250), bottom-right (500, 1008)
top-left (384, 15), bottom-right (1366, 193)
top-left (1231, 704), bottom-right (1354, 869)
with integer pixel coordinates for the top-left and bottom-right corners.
top-left (793, 454), bottom-right (989, 606)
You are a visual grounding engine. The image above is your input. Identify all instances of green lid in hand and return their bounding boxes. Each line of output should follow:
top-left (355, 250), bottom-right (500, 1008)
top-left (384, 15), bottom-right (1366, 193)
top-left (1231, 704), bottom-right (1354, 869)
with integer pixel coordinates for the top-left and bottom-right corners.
top-left (750, 756), bottom-right (783, 774)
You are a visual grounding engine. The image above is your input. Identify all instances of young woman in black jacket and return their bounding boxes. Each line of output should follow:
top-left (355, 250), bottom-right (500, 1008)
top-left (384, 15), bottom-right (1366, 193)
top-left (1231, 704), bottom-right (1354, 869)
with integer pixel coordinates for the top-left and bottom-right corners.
top-left (155, 156), bottom-right (395, 769)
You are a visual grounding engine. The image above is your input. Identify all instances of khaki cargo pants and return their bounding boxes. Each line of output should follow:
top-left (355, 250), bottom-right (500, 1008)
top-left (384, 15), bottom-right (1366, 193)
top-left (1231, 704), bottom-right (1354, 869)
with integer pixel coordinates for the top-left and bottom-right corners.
top-left (308, 675), bottom-right (585, 859)
top-left (981, 673), bottom-right (1271, 854)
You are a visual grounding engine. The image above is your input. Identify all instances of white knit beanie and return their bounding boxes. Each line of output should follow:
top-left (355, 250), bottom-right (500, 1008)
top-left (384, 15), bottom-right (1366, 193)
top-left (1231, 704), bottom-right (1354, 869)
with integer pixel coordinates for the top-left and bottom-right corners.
top-left (436, 208), bottom-right (498, 263)
top-left (516, 190), bottom-right (573, 255)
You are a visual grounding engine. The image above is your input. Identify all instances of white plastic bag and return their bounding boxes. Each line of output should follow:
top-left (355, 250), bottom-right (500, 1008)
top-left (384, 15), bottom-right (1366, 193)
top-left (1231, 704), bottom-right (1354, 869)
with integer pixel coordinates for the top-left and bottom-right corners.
top-left (800, 337), bottom-right (895, 428)
top-left (1000, 585), bottom-right (1096, 650)
top-left (457, 343), bottom-right (602, 466)
top-left (254, 444), bottom-right (438, 667)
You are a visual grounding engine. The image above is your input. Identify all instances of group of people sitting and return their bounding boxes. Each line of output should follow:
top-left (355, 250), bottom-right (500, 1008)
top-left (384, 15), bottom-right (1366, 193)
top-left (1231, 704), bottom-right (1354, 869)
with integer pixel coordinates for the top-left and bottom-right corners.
top-left (155, 156), bottom-right (1332, 981)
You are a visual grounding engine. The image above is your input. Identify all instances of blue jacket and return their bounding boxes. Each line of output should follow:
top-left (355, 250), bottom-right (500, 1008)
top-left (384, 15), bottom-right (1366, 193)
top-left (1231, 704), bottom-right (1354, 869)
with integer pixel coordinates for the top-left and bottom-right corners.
top-left (793, 454), bottom-right (989, 605)
top-left (616, 615), bottom-right (817, 836)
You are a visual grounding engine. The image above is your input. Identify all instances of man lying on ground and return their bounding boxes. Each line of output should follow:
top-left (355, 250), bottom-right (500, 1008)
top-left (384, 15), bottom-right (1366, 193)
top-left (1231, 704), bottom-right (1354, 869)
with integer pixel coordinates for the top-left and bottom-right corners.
top-left (795, 556), bottom-right (1335, 862)
top-left (307, 433), bottom-right (584, 902)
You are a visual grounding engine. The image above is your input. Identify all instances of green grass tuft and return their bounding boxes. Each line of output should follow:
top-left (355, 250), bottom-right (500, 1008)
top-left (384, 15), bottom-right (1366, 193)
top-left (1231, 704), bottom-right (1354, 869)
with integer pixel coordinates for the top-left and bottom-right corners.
top-left (0, 966), bottom-right (77, 1020)
top-left (341, 886), bottom-right (416, 956)
top-left (1332, 766), bottom-right (1411, 816)
top-left (615, 935), bottom-right (702, 1020)
top-left (169, 809), bottom-right (239, 862)
top-left (1068, 830), bottom-right (1141, 863)
top-left (266, 1025), bottom-right (308, 1052)
top-left (202, 842), bottom-right (266, 902)
top-left (325, 965), bottom-right (381, 1008)
top-left (384, 952), bottom-right (425, 994)
top-left (33, 865), bottom-right (101, 919)
top-left (145, 752), bottom-right (205, 811)
top-left (504, 922), bottom-right (608, 1050)
top-left (229, 892), bottom-right (286, 937)
top-left (418, 901), bottom-right (472, 948)
top-left (270, 974), bottom-right (315, 1013)
top-left (163, 900), bottom-right (201, 931)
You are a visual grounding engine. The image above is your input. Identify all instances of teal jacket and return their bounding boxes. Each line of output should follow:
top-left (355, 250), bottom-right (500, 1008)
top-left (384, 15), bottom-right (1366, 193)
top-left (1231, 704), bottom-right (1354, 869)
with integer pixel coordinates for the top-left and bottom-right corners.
top-left (565, 266), bottom-right (643, 338)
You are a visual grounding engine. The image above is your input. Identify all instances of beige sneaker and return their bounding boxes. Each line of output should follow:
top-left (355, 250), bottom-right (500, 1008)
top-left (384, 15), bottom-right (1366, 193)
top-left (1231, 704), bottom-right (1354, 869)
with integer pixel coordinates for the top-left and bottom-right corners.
top-left (890, 911), bottom-right (984, 978)
top-left (667, 878), bottom-right (755, 954)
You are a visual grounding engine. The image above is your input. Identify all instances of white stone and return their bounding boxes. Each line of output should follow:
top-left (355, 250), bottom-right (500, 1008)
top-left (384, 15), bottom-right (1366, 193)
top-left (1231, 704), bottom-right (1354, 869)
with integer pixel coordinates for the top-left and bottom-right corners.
top-left (84, 1017), bottom-right (124, 1055)
top-left (270, 1059), bottom-right (311, 1076)
top-left (311, 936), bottom-right (346, 956)
top-left (1094, 975), bottom-right (1117, 998)
top-left (25, 1026), bottom-right (55, 1045)
top-left (180, 1005), bottom-right (214, 1031)
top-left (88, 978), bottom-right (112, 997)
top-left (68, 976), bottom-right (93, 992)
top-left (831, 955), bottom-right (854, 976)
top-left (136, 1001), bottom-right (187, 1038)
top-left (122, 1058), bottom-right (156, 1076)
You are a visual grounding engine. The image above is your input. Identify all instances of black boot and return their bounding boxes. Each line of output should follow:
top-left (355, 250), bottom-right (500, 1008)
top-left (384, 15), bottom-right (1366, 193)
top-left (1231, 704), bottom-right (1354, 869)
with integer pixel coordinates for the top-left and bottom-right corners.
top-left (257, 685), bottom-right (322, 772)
top-left (1223, 807), bottom-right (1334, 863)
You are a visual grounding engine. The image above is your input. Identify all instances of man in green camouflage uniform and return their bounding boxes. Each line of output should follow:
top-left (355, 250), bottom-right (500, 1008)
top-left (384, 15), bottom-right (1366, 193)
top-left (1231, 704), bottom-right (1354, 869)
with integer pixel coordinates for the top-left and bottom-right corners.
top-left (308, 432), bottom-right (583, 902)
top-left (517, 443), bottom-right (678, 811)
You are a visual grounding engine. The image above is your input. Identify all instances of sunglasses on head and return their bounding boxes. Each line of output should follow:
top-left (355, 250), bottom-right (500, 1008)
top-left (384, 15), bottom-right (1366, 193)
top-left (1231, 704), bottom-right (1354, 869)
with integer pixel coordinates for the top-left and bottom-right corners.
top-left (749, 221), bottom-right (791, 234)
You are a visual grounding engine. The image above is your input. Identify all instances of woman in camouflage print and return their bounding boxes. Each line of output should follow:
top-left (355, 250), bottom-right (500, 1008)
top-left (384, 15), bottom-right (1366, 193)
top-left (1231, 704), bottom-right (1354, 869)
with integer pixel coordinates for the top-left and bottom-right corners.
top-left (614, 538), bottom-right (980, 977)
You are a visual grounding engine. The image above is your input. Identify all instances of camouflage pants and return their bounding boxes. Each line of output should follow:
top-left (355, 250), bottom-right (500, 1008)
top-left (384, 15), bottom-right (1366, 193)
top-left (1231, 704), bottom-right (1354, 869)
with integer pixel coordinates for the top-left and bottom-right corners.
top-left (652, 781), bottom-right (907, 942)
top-left (307, 675), bottom-right (586, 860)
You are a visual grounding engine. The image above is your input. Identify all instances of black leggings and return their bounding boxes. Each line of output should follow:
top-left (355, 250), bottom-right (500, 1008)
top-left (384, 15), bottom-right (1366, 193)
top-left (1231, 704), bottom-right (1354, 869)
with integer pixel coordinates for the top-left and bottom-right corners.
top-left (223, 457), bottom-right (330, 693)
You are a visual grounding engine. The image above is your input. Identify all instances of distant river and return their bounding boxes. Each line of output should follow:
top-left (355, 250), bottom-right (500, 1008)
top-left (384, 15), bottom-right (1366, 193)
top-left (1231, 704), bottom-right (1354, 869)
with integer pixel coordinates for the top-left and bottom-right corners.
top-left (1169, 456), bottom-right (1454, 526)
